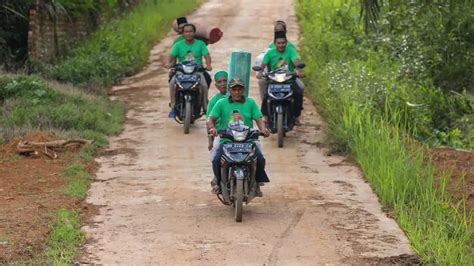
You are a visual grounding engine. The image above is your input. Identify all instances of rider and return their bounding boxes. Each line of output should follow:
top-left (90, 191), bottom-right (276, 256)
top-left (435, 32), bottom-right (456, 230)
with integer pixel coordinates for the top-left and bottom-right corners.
top-left (172, 17), bottom-right (212, 88)
top-left (256, 20), bottom-right (297, 101)
top-left (167, 23), bottom-right (212, 118)
top-left (206, 71), bottom-right (228, 152)
top-left (256, 30), bottom-right (305, 124)
top-left (207, 78), bottom-right (271, 196)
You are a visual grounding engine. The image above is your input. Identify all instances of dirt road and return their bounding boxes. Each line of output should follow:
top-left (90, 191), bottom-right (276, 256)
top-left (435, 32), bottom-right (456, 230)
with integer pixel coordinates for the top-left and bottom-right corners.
top-left (81, 0), bottom-right (414, 264)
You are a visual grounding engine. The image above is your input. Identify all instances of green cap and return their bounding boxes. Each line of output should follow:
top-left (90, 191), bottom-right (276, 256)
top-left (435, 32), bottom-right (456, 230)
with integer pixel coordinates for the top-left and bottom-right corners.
top-left (214, 71), bottom-right (228, 81)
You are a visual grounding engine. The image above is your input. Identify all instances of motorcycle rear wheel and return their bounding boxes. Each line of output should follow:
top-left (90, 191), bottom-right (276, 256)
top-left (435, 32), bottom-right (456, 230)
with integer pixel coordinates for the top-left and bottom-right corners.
top-left (234, 179), bottom-right (244, 222)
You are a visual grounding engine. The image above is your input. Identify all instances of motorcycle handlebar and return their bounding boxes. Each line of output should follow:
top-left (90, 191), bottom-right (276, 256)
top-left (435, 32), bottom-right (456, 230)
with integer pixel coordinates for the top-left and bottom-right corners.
top-left (213, 129), bottom-right (263, 138)
top-left (172, 63), bottom-right (205, 71)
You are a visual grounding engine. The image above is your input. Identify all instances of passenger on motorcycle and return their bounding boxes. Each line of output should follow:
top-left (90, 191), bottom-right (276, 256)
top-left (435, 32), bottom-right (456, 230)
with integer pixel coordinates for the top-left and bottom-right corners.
top-left (172, 16), bottom-right (188, 45)
top-left (256, 30), bottom-right (305, 124)
top-left (166, 23), bottom-right (212, 118)
top-left (207, 78), bottom-right (271, 196)
top-left (206, 71), bottom-right (228, 153)
top-left (268, 20), bottom-right (297, 51)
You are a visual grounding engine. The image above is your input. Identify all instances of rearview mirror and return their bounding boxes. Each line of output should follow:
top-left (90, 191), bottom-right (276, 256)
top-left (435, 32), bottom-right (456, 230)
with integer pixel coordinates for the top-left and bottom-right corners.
top-left (296, 63), bottom-right (306, 69)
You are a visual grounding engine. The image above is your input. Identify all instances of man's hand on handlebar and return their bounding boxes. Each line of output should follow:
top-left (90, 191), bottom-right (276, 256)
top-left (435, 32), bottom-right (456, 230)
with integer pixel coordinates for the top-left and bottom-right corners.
top-left (262, 128), bottom-right (271, 138)
top-left (208, 127), bottom-right (217, 137)
top-left (296, 69), bottom-right (305, 78)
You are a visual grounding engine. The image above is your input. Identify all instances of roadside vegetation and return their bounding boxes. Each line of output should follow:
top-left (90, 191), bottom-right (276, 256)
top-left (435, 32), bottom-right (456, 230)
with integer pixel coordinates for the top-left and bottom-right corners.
top-left (296, 0), bottom-right (473, 264)
top-left (46, 209), bottom-right (86, 264)
top-left (48, 0), bottom-right (202, 90)
top-left (1, 0), bottom-right (202, 263)
top-left (0, 74), bottom-right (122, 264)
top-left (0, 0), bottom-right (128, 70)
top-left (0, 75), bottom-right (124, 143)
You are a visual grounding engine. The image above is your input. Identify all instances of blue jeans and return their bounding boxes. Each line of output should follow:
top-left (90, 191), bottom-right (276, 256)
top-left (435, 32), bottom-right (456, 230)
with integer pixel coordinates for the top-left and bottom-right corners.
top-left (212, 144), bottom-right (269, 185)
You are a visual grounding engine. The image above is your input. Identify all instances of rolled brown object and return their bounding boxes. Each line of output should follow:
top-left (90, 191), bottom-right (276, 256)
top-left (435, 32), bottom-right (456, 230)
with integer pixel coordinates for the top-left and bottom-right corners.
top-left (194, 22), bottom-right (223, 44)
top-left (173, 21), bottom-right (223, 44)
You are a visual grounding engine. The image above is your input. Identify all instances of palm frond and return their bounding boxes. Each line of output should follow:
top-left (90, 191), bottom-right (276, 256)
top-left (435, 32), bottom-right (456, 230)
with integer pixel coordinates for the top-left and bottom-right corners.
top-left (360, 0), bottom-right (383, 33)
top-left (2, 4), bottom-right (29, 20)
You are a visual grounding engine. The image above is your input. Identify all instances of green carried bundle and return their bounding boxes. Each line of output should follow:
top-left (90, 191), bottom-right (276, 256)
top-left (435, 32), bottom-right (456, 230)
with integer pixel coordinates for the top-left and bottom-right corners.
top-left (227, 50), bottom-right (252, 97)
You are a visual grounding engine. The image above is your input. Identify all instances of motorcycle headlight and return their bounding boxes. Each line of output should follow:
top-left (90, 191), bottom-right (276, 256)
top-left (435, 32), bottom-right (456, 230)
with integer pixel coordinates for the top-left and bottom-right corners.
top-left (183, 65), bottom-right (195, 74)
top-left (191, 78), bottom-right (201, 89)
top-left (232, 130), bottom-right (248, 142)
top-left (245, 148), bottom-right (256, 162)
top-left (227, 152), bottom-right (247, 163)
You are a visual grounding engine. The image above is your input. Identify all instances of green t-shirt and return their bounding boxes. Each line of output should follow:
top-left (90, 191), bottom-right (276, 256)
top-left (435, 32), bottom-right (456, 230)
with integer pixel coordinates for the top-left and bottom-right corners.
top-left (170, 39), bottom-right (209, 65)
top-left (262, 47), bottom-right (300, 72)
top-left (173, 35), bottom-right (185, 45)
top-left (210, 96), bottom-right (263, 130)
top-left (206, 92), bottom-right (227, 117)
top-left (268, 40), bottom-right (296, 51)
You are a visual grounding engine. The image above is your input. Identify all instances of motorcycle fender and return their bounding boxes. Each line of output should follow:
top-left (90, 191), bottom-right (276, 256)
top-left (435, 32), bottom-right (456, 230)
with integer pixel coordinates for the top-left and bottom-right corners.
top-left (184, 94), bottom-right (192, 102)
top-left (276, 105), bottom-right (284, 114)
top-left (233, 167), bottom-right (246, 180)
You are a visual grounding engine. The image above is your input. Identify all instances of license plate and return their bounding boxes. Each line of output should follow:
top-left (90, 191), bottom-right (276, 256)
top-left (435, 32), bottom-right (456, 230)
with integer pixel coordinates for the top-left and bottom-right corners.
top-left (269, 84), bottom-right (292, 93)
top-left (177, 74), bottom-right (198, 82)
top-left (224, 143), bottom-right (253, 153)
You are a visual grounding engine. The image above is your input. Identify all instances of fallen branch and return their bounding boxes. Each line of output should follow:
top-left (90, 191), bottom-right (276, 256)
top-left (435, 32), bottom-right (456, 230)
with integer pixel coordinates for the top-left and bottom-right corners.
top-left (17, 139), bottom-right (91, 158)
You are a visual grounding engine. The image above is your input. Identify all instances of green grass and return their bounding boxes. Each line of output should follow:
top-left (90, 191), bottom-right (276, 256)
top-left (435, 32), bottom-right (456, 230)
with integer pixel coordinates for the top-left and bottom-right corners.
top-left (46, 209), bottom-right (86, 265)
top-left (2, 0), bottom-right (203, 263)
top-left (338, 104), bottom-right (472, 264)
top-left (63, 163), bottom-right (91, 200)
top-left (296, 0), bottom-right (473, 149)
top-left (296, 0), bottom-right (473, 264)
top-left (0, 74), bottom-right (125, 142)
top-left (0, 74), bottom-right (120, 264)
top-left (49, 0), bottom-right (203, 89)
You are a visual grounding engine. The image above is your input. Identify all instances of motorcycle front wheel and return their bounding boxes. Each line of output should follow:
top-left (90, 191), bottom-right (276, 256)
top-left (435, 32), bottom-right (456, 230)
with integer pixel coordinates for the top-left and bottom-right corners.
top-left (277, 112), bottom-right (284, 148)
top-left (234, 179), bottom-right (244, 222)
top-left (184, 101), bottom-right (192, 134)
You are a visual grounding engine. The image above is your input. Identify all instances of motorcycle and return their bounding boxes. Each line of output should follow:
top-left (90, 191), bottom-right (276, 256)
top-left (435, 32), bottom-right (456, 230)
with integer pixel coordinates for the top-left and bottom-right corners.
top-left (252, 64), bottom-right (305, 147)
top-left (171, 61), bottom-right (205, 134)
top-left (216, 123), bottom-right (263, 222)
